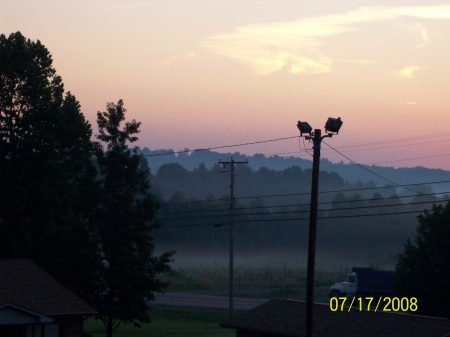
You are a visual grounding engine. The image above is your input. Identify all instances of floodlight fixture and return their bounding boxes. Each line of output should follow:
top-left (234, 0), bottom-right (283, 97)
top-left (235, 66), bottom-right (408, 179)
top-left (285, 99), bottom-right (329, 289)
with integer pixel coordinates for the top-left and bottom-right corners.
top-left (297, 121), bottom-right (312, 136)
top-left (324, 117), bottom-right (343, 134)
top-left (295, 115), bottom-right (344, 337)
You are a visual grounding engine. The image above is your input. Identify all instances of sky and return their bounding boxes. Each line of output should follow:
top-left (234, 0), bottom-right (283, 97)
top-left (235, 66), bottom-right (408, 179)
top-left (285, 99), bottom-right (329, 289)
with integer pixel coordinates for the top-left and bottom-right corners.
top-left (2, 0), bottom-right (450, 171)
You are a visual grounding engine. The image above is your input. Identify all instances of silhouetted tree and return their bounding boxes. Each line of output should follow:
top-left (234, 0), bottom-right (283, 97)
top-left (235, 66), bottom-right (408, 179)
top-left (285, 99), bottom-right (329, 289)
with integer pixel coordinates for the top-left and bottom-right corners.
top-left (93, 100), bottom-right (173, 337)
top-left (0, 31), bottom-right (99, 298)
top-left (395, 201), bottom-right (450, 318)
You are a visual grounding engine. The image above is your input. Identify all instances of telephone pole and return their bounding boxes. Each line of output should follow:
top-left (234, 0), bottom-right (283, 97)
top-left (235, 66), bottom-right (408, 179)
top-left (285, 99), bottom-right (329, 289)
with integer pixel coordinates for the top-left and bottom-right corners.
top-left (305, 129), bottom-right (323, 337)
top-left (219, 158), bottom-right (248, 318)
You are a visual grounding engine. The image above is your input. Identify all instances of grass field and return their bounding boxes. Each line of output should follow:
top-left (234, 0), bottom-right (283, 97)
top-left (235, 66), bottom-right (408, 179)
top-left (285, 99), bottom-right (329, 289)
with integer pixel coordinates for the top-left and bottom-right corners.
top-left (85, 306), bottom-right (236, 337)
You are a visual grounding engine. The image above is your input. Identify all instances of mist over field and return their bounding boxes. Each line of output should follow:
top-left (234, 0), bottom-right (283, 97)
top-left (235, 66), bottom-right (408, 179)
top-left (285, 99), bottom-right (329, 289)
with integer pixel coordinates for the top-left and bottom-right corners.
top-left (149, 149), bottom-right (450, 271)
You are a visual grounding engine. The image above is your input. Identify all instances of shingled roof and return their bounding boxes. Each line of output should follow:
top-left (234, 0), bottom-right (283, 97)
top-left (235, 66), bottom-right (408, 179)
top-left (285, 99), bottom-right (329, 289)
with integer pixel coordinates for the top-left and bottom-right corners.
top-left (0, 259), bottom-right (96, 316)
top-left (221, 299), bottom-right (450, 337)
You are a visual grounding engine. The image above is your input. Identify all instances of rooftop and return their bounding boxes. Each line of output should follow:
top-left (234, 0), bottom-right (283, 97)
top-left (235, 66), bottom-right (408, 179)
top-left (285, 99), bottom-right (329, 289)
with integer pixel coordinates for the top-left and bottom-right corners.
top-left (221, 299), bottom-right (450, 337)
top-left (0, 259), bottom-right (96, 316)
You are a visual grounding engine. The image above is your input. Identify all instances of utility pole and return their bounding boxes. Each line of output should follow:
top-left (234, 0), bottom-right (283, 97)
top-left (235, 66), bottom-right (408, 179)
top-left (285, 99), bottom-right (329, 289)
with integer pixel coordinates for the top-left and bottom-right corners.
top-left (297, 117), bottom-right (343, 337)
top-left (305, 129), bottom-right (323, 337)
top-left (219, 158), bottom-right (248, 318)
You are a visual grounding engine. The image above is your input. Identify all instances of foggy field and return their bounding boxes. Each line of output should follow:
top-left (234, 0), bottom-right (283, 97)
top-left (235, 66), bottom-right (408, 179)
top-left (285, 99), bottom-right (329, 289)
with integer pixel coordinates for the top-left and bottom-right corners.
top-left (161, 264), bottom-right (338, 302)
top-left (158, 245), bottom-right (399, 271)
top-left (156, 245), bottom-right (400, 302)
top-left (159, 252), bottom-right (394, 300)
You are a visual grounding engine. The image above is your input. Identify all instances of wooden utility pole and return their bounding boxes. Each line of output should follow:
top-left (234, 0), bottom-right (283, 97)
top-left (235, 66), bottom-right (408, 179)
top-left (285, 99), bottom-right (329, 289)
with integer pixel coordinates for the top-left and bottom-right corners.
top-left (219, 158), bottom-right (248, 318)
top-left (305, 129), bottom-right (322, 337)
top-left (298, 117), bottom-right (343, 337)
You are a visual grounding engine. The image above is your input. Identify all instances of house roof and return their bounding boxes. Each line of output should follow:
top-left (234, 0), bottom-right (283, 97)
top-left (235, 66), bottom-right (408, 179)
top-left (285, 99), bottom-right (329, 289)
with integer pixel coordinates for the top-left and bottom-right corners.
top-left (0, 259), bottom-right (97, 317)
top-left (221, 299), bottom-right (450, 337)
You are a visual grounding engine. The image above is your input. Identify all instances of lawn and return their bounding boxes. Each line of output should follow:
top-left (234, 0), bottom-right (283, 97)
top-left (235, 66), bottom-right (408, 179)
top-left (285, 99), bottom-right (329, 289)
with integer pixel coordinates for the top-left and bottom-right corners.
top-left (84, 265), bottom-right (346, 336)
top-left (84, 306), bottom-right (235, 337)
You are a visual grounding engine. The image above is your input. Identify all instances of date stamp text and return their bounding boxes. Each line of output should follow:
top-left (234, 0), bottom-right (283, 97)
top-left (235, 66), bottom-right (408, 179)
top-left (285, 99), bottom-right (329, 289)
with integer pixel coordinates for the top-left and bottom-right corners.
top-left (329, 296), bottom-right (418, 312)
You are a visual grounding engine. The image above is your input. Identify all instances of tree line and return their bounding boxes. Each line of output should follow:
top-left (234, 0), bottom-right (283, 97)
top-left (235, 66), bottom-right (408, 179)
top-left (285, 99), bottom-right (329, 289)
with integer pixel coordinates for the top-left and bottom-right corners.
top-left (152, 166), bottom-right (447, 259)
top-left (0, 32), bottom-right (172, 336)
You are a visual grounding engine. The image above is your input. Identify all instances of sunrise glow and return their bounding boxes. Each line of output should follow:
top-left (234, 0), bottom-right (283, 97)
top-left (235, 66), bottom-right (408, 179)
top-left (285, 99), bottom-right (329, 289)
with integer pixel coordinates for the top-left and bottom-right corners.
top-left (2, 0), bottom-right (449, 170)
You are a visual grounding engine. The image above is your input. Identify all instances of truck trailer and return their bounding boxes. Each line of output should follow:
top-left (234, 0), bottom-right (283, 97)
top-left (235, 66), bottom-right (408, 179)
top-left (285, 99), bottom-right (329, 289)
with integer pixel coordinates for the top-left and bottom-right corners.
top-left (329, 267), bottom-right (394, 298)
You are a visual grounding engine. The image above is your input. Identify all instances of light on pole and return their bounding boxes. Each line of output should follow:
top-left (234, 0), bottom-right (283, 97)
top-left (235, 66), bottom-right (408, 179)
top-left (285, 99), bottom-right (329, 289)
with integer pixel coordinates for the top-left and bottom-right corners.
top-left (297, 117), bottom-right (343, 337)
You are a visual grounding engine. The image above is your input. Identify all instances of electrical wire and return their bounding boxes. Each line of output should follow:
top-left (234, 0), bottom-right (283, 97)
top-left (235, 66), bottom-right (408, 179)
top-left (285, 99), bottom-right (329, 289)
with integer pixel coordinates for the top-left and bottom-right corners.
top-left (157, 198), bottom-right (450, 222)
top-left (156, 206), bottom-right (445, 229)
top-left (368, 153), bottom-right (450, 166)
top-left (238, 208), bottom-right (435, 222)
top-left (163, 179), bottom-right (450, 206)
top-left (320, 138), bottom-right (450, 155)
top-left (143, 131), bottom-right (450, 158)
top-left (3, 131), bottom-right (450, 169)
top-left (322, 141), bottom-right (421, 194)
top-left (299, 136), bottom-right (313, 157)
top-left (325, 131), bottom-right (450, 150)
top-left (142, 136), bottom-right (300, 157)
top-left (159, 190), bottom-right (450, 216)
top-left (5, 131), bottom-right (448, 177)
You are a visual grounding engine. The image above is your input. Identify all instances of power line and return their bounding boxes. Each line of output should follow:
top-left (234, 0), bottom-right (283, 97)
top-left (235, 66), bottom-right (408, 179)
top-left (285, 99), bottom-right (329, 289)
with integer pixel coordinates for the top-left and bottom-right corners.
top-left (160, 190), bottom-right (450, 216)
top-left (156, 206), bottom-right (446, 229)
top-left (326, 132), bottom-right (450, 150)
top-left (320, 138), bottom-right (450, 155)
top-left (143, 136), bottom-right (299, 157)
top-left (368, 153), bottom-right (450, 166)
top-left (3, 131), bottom-right (450, 169)
top-left (144, 131), bottom-right (450, 158)
top-left (4, 132), bottom-right (449, 176)
top-left (162, 179), bottom-right (450, 206)
top-left (323, 141), bottom-right (421, 194)
top-left (157, 198), bottom-right (450, 222)
top-left (260, 132), bottom-right (450, 159)
top-left (237, 208), bottom-right (435, 222)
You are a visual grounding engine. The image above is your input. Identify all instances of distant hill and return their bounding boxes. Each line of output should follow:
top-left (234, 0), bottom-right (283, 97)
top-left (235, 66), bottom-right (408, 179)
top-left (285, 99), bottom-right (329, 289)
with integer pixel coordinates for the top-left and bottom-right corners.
top-left (140, 147), bottom-right (450, 194)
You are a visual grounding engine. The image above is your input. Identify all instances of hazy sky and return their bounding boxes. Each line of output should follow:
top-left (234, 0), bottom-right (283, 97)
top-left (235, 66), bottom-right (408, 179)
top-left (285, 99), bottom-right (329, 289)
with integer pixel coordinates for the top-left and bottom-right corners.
top-left (2, 0), bottom-right (450, 170)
